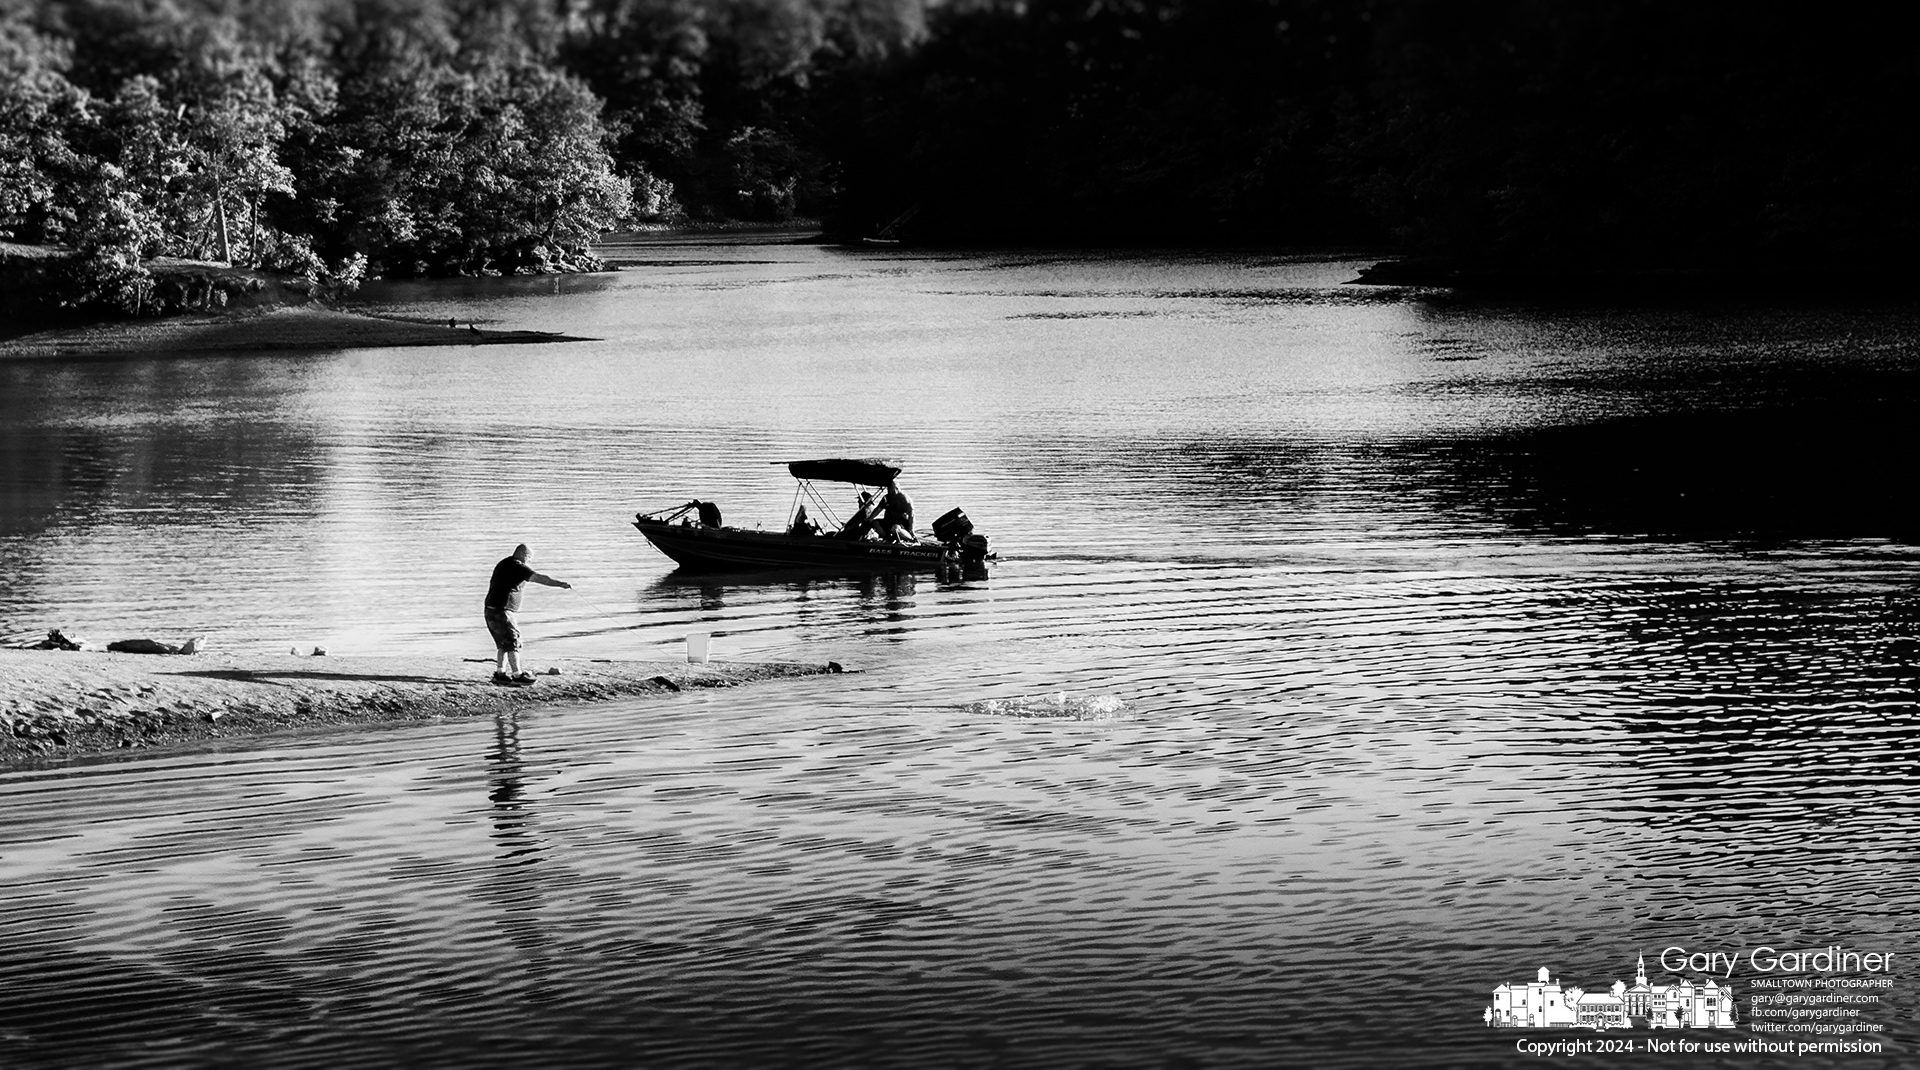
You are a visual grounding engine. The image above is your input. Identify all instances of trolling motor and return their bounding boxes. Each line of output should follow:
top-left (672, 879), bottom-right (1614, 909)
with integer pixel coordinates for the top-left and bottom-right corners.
top-left (637, 500), bottom-right (723, 528)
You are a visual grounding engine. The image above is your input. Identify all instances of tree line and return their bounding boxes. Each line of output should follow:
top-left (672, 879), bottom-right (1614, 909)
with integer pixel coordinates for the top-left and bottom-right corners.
top-left (829, 0), bottom-right (1917, 280)
top-left (3, 0), bottom-right (694, 312)
top-left (1, 0), bottom-right (931, 315)
top-left (6, 0), bottom-right (1913, 314)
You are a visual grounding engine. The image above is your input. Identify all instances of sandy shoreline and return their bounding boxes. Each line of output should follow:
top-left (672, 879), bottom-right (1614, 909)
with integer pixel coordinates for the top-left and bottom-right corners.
top-left (0, 649), bottom-right (836, 767)
top-left (0, 304), bottom-right (590, 360)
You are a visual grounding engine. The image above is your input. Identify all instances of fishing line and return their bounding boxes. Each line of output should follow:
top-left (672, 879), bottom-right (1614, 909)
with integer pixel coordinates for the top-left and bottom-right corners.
top-left (571, 589), bottom-right (636, 619)
top-left (568, 587), bottom-right (629, 614)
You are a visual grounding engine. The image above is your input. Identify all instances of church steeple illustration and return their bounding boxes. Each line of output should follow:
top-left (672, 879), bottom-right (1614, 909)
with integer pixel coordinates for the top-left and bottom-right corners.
top-left (1489, 953), bottom-right (1733, 1030)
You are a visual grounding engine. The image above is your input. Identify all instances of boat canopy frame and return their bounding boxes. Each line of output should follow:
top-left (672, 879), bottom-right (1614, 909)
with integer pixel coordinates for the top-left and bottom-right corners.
top-left (781, 458), bottom-right (901, 533)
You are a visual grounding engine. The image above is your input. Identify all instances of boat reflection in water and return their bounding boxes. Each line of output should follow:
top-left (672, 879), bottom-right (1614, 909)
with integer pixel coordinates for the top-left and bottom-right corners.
top-left (645, 556), bottom-right (988, 645)
top-left (633, 458), bottom-right (993, 577)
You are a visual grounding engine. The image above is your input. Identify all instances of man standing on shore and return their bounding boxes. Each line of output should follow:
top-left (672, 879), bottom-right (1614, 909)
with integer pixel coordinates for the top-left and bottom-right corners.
top-left (485, 544), bottom-right (571, 684)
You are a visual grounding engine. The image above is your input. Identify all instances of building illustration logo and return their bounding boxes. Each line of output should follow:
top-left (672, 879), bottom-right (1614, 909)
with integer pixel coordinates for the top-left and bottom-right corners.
top-left (1486, 954), bottom-right (1737, 1030)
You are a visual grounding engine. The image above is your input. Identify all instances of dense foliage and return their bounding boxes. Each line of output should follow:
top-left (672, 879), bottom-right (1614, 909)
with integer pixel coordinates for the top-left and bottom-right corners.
top-left (5, 0), bottom-right (1913, 314)
top-left (1353, 2), bottom-right (1920, 276)
top-left (821, 0), bottom-right (1381, 245)
top-left (1, 0), bottom-right (658, 310)
top-left (826, 0), bottom-right (1919, 274)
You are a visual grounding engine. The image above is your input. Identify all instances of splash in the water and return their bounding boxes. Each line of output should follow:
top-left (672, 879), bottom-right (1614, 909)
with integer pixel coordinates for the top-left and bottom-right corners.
top-left (963, 692), bottom-right (1131, 720)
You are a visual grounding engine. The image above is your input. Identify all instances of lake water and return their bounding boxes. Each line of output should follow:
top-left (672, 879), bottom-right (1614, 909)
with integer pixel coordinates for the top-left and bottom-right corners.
top-left (2, 238), bottom-right (1916, 1067)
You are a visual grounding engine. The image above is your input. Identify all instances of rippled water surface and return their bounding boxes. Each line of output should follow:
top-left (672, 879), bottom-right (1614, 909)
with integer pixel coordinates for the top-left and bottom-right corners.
top-left (3, 240), bottom-right (1918, 1067)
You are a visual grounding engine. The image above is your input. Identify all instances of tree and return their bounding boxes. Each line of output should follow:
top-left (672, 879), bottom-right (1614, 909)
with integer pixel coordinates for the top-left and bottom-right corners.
top-left (559, 0), bottom-right (709, 167)
top-left (450, 58), bottom-right (636, 268)
top-left (0, 11), bottom-right (96, 244)
top-left (314, 9), bottom-right (646, 275)
top-left (171, 22), bottom-right (297, 264)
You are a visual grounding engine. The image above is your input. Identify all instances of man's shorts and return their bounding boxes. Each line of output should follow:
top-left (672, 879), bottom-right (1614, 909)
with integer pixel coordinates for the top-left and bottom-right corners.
top-left (485, 606), bottom-right (521, 652)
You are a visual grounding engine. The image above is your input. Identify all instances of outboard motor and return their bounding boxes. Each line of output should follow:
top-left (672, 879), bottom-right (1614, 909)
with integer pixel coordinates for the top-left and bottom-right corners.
top-left (959, 533), bottom-right (990, 564)
top-left (932, 508), bottom-right (973, 544)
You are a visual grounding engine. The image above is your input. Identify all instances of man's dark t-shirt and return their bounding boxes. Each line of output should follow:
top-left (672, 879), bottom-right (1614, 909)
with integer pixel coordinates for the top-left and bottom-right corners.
top-left (486, 556), bottom-right (535, 611)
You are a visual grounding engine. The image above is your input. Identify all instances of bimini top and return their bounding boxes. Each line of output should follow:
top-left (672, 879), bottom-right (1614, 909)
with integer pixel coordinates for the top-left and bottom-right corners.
top-left (785, 458), bottom-right (902, 486)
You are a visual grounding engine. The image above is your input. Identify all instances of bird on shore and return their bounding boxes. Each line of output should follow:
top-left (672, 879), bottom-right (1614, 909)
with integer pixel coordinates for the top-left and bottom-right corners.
top-left (447, 317), bottom-right (456, 329)
top-left (468, 322), bottom-right (482, 336)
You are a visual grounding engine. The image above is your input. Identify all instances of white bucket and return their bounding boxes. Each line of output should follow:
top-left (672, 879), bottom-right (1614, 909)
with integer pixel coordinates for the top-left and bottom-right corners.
top-left (686, 632), bottom-right (710, 664)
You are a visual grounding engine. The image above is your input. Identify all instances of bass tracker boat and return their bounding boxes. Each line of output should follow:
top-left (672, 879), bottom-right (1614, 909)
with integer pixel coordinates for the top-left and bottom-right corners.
top-left (632, 458), bottom-right (992, 573)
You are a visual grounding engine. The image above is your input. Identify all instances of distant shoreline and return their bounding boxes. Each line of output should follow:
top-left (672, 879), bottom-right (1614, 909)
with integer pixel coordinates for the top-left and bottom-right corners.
top-left (1, 238), bottom-right (608, 360)
top-left (0, 649), bottom-right (837, 767)
top-left (17, 240), bottom-right (1899, 364)
top-left (0, 227), bottom-right (846, 359)
top-left (1348, 258), bottom-right (1920, 300)
top-left (0, 304), bottom-right (591, 360)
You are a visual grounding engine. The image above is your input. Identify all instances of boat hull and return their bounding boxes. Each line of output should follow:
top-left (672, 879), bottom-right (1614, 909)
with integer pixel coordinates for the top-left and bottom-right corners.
top-left (634, 520), bottom-right (950, 573)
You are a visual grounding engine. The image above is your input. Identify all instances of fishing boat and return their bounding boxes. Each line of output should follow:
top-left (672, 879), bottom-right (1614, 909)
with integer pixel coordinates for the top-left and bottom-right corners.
top-left (632, 458), bottom-right (991, 573)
